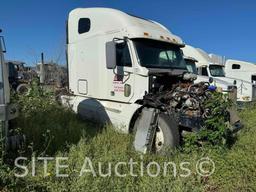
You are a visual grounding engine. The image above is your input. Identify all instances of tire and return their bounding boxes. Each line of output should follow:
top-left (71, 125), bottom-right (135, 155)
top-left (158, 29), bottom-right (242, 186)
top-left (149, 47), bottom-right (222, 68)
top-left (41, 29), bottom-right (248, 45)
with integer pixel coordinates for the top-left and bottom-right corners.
top-left (16, 84), bottom-right (30, 94)
top-left (133, 112), bottom-right (180, 153)
top-left (155, 113), bottom-right (180, 153)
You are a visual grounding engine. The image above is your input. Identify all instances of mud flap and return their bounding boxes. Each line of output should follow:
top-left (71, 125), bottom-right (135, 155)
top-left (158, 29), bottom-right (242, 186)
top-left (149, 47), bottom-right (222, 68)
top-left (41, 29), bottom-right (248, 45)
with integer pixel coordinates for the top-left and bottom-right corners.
top-left (133, 108), bottom-right (159, 153)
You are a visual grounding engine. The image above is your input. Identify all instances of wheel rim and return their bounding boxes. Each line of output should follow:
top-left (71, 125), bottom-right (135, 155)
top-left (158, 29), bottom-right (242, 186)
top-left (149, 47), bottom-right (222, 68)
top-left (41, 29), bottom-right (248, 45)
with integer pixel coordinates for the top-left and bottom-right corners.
top-left (17, 85), bottom-right (29, 94)
top-left (19, 87), bottom-right (28, 94)
top-left (154, 126), bottom-right (164, 152)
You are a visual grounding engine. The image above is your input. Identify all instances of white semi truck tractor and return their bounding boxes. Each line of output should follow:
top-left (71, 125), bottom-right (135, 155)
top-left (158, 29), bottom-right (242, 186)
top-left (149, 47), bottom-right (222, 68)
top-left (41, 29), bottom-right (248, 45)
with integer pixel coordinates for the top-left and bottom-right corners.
top-left (182, 45), bottom-right (256, 102)
top-left (62, 8), bottom-right (238, 153)
top-left (184, 56), bottom-right (235, 93)
top-left (0, 30), bottom-right (19, 155)
top-left (225, 59), bottom-right (256, 85)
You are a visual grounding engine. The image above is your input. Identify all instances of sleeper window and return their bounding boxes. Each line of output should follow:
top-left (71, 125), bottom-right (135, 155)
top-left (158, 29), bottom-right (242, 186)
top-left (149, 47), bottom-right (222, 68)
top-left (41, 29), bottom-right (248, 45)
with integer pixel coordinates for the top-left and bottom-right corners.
top-left (232, 64), bottom-right (241, 69)
top-left (78, 18), bottom-right (91, 34)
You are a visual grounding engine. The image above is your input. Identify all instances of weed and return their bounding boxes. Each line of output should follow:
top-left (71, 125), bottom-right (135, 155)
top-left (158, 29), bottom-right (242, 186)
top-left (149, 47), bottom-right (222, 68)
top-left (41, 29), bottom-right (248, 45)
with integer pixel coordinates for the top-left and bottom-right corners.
top-left (1, 85), bottom-right (256, 191)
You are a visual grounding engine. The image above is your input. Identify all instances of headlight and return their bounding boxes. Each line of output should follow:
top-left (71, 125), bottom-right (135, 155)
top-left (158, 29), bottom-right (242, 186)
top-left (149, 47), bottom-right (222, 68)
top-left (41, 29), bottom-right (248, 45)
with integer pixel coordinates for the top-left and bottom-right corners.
top-left (242, 96), bottom-right (250, 101)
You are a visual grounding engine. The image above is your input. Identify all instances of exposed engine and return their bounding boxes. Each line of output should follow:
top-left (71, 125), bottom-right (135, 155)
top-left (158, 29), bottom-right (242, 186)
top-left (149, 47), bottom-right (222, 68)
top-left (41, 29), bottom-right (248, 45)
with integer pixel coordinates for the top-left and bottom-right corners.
top-left (142, 72), bottom-right (214, 131)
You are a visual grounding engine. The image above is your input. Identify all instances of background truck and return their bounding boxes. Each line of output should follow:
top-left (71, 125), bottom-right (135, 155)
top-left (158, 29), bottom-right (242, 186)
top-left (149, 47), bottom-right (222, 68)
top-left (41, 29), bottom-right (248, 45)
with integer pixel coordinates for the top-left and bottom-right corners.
top-left (184, 55), bottom-right (235, 93)
top-left (61, 8), bottom-right (238, 153)
top-left (182, 45), bottom-right (256, 102)
top-left (7, 60), bottom-right (37, 94)
top-left (225, 59), bottom-right (256, 85)
top-left (209, 54), bottom-right (256, 85)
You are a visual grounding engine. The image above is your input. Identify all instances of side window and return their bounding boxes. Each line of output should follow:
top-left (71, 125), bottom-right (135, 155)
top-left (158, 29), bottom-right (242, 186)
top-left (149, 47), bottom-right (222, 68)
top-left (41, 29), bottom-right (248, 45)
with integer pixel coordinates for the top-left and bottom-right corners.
top-left (232, 64), bottom-right (241, 69)
top-left (116, 42), bottom-right (132, 67)
top-left (201, 67), bottom-right (208, 76)
top-left (78, 18), bottom-right (90, 34)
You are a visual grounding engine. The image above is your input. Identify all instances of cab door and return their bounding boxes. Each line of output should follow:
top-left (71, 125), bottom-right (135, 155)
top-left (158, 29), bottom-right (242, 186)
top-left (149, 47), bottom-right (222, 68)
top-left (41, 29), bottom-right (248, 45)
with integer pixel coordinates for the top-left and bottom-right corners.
top-left (106, 40), bottom-right (134, 103)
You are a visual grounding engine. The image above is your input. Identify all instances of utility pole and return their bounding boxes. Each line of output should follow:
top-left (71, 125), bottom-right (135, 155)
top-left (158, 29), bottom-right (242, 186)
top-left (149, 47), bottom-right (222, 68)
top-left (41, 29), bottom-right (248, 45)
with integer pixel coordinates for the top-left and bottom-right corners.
top-left (40, 52), bottom-right (45, 84)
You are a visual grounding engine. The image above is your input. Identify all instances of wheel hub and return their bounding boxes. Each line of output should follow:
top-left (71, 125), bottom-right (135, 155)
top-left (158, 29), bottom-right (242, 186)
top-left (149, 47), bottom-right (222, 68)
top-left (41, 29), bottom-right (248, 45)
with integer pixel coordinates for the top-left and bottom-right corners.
top-left (155, 126), bottom-right (164, 152)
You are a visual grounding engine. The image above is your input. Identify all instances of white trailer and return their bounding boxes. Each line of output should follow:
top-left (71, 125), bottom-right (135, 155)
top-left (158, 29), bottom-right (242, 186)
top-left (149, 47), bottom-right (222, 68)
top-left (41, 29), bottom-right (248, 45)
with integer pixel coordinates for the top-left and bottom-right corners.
top-left (182, 45), bottom-right (256, 102)
top-left (62, 8), bottom-right (239, 153)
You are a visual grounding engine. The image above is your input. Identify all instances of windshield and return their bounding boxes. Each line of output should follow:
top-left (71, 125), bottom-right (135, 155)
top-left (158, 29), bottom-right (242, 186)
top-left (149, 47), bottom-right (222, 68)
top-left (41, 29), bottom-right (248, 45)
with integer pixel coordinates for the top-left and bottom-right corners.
top-left (133, 38), bottom-right (186, 69)
top-left (185, 60), bottom-right (198, 74)
top-left (209, 65), bottom-right (225, 77)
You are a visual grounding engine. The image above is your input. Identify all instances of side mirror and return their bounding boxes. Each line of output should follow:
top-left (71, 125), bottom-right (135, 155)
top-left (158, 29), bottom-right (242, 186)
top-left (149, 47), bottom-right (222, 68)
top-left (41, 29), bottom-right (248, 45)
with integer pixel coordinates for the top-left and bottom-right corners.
top-left (106, 41), bottom-right (116, 69)
top-left (209, 77), bottom-right (214, 84)
top-left (0, 36), bottom-right (6, 53)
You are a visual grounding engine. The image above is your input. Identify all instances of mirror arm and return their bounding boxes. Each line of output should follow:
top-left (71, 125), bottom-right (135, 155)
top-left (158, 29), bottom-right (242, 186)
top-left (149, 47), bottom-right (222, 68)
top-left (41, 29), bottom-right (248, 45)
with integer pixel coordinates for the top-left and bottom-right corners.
top-left (112, 68), bottom-right (118, 75)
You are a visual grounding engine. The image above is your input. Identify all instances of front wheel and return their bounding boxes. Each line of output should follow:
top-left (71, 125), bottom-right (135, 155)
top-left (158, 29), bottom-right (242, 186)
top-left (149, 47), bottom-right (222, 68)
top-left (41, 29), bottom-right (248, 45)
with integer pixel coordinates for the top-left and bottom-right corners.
top-left (133, 112), bottom-right (180, 153)
top-left (153, 113), bottom-right (180, 153)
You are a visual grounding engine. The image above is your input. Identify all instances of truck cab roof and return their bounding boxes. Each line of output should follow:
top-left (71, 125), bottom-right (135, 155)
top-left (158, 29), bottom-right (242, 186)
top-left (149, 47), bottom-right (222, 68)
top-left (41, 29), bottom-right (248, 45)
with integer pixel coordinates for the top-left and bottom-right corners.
top-left (182, 45), bottom-right (226, 67)
top-left (182, 45), bottom-right (211, 67)
top-left (226, 59), bottom-right (256, 71)
top-left (5, 60), bottom-right (25, 66)
top-left (68, 8), bottom-right (184, 46)
top-left (184, 56), bottom-right (198, 63)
